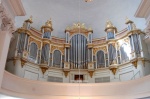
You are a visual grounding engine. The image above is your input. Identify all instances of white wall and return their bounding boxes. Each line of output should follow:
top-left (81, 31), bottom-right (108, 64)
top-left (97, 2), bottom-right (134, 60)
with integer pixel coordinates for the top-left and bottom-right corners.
top-left (1, 71), bottom-right (150, 99)
top-left (5, 59), bottom-right (150, 83)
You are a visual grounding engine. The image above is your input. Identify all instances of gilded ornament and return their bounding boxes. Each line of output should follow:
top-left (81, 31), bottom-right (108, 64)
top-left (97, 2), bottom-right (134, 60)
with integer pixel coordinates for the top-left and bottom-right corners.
top-left (105, 20), bottom-right (117, 32)
top-left (65, 22), bottom-right (93, 37)
top-left (51, 45), bottom-right (65, 55)
top-left (21, 59), bottom-right (27, 68)
top-left (109, 67), bottom-right (118, 75)
top-left (63, 71), bottom-right (70, 78)
top-left (25, 15), bottom-right (33, 23)
top-left (125, 17), bottom-right (133, 24)
top-left (29, 37), bottom-right (41, 49)
top-left (93, 46), bottom-right (107, 55)
top-left (40, 66), bottom-right (48, 74)
top-left (131, 60), bottom-right (138, 69)
top-left (41, 18), bottom-right (53, 32)
top-left (88, 71), bottom-right (94, 78)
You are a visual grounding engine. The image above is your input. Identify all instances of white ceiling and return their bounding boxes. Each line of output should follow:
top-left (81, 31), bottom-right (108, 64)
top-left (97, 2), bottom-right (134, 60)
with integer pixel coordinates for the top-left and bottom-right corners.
top-left (15, 0), bottom-right (146, 39)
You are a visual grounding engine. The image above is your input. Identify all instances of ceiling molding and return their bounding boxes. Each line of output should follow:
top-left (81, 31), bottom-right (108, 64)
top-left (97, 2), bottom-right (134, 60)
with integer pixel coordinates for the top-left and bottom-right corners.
top-left (135, 0), bottom-right (150, 19)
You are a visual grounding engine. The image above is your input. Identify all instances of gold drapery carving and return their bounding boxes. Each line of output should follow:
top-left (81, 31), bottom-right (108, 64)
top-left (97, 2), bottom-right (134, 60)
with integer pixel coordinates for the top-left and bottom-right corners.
top-left (93, 46), bottom-right (107, 55)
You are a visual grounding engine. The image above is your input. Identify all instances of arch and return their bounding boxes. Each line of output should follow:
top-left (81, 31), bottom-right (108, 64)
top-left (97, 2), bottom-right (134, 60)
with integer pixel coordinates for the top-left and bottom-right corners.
top-left (41, 44), bottom-right (50, 64)
top-left (108, 44), bottom-right (116, 65)
top-left (96, 50), bottom-right (105, 68)
top-left (120, 43), bottom-right (130, 63)
top-left (53, 50), bottom-right (61, 68)
top-left (133, 34), bottom-right (141, 56)
top-left (18, 33), bottom-right (26, 53)
top-left (29, 42), bottom-right (38, 60)
top-left (70, 34), bottom-right (88, 69)
top-left (69, 33), bottom-right (88, 42)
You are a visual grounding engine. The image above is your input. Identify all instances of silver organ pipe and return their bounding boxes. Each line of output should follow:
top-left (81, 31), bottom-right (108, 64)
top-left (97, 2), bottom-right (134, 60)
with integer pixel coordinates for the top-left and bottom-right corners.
top-left (70, 34), bottom-right (88, 69)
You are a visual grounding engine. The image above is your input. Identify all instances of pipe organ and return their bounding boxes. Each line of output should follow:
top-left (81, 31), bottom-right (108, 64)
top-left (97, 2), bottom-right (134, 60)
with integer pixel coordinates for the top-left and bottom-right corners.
top-left (6, 16), bottom-right (150, 83)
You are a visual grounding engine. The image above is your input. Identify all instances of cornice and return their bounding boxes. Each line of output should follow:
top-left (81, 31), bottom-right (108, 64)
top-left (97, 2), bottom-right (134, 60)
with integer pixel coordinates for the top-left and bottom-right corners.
top-left (135, 0), bottom-right (150, 19)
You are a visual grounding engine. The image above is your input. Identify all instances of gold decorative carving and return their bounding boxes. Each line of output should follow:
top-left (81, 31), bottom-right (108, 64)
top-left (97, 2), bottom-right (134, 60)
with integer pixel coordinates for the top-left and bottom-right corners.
top-left (93, 46), bottom-right (107, 55)
top-left (87, 43), bottom-right (93, 48)
top-left (65, 23), bottom-right (93, 37)
top-left (29, 37), bottom-right (41, 49)
top-left (125, 17), bottom-right (133, 24)
top-left (25, 16), bottom-right (33, 23)
top-left (109, 67), bottom-right (118, 75)
top-left (21, 59), bottom-right (27, 68)
top-left (131, 60), bottom-right (138, 69)
top-left (51, 45), bottom-right (65, 55)
top-left (40, 66), bottom-right (48, 74)
top-left (105, 20), bottom-right (117, 32)
top-left (64, 43), bottom-right (70, 48)
top-left (88, 71), bottom-right (94, 78)
top-left (63, 71), bottom-right (70, 78)
top-left (41, 19), bottom-right (53, 32)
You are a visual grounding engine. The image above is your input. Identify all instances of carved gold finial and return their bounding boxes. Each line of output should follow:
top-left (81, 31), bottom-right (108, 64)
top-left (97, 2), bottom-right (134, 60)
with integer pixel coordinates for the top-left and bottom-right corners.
top-left (46, 18), bottom-right (52, 27)
top-left (29, 15), bottom-right (33, 21)
top-left (105, 20), bottom-right (117, 32)
top-left (106, 20), bottom-right (113, 28)
top-left (41, 18), bottom-right (53, 32)
top-left (125, 17), bottom-right (133, 24)
top-left (25, 15), bottom-right (33, 23)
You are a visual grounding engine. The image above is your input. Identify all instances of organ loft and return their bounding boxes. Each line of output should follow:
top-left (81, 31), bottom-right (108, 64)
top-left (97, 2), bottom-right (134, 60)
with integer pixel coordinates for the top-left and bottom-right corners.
top-left (6, 16), bottom-right (150, 83)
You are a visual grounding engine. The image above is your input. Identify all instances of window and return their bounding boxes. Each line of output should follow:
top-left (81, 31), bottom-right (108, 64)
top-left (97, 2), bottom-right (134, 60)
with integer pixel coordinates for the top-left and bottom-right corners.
top-left (43, 32), bottom-right (51, 39)
top-left (18, 33), bottom-right (26, 53)
top-left (97, 50), bottom-right (105, 68)
top-left (41, 44), bottom-right (50, 64)
top-left (107, 32), bottom-right (114, 39)
top-left (133, 34), bottom-right (141, 56)
top-left (120, 43), bottom-right (129, 63)
top-left (108, 44), bottom-right (116, 65)
top-left (29, 42), bottom-right (38, 61)
top-left (53, 50), bottom-right (61, 67)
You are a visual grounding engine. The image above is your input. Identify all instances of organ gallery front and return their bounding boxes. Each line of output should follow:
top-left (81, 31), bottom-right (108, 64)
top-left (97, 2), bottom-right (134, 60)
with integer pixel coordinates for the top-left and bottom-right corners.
top-left (6, 17), bottom-right (150, 83)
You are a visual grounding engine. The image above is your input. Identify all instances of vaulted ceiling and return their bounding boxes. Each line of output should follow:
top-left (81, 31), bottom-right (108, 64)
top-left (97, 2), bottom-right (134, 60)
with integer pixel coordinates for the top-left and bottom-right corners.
top-left (15, 0), bottom-right (146, 38)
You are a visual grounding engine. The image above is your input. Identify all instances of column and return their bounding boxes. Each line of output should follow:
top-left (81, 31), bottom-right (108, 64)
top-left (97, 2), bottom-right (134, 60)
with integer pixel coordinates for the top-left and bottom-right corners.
top-left (0, 31), bottom-right (12, 87)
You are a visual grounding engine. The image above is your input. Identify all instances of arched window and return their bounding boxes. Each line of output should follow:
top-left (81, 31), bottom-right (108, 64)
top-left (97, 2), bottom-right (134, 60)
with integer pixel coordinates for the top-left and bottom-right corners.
top-left (41, 44), bottom-right (50, 64)
top-left (18, 33), bottom-right (26, 53)
top-left (53, 50), bottom-right (61, 67)
top-left (133, 34), bottom-right (140, 56)
top-left (29, 42), bottom-right (38, 60)
top-left (120, 43), bottom-right (130, 63)
top-left (108, 44), bottom-right (116, 65)
top-left (97, 50), bottom-right (105, 68)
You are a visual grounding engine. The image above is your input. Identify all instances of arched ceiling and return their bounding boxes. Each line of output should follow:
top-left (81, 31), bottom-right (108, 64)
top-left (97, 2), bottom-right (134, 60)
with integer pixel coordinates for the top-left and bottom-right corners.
top-left (15, 0), bottom-right (146, 39)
